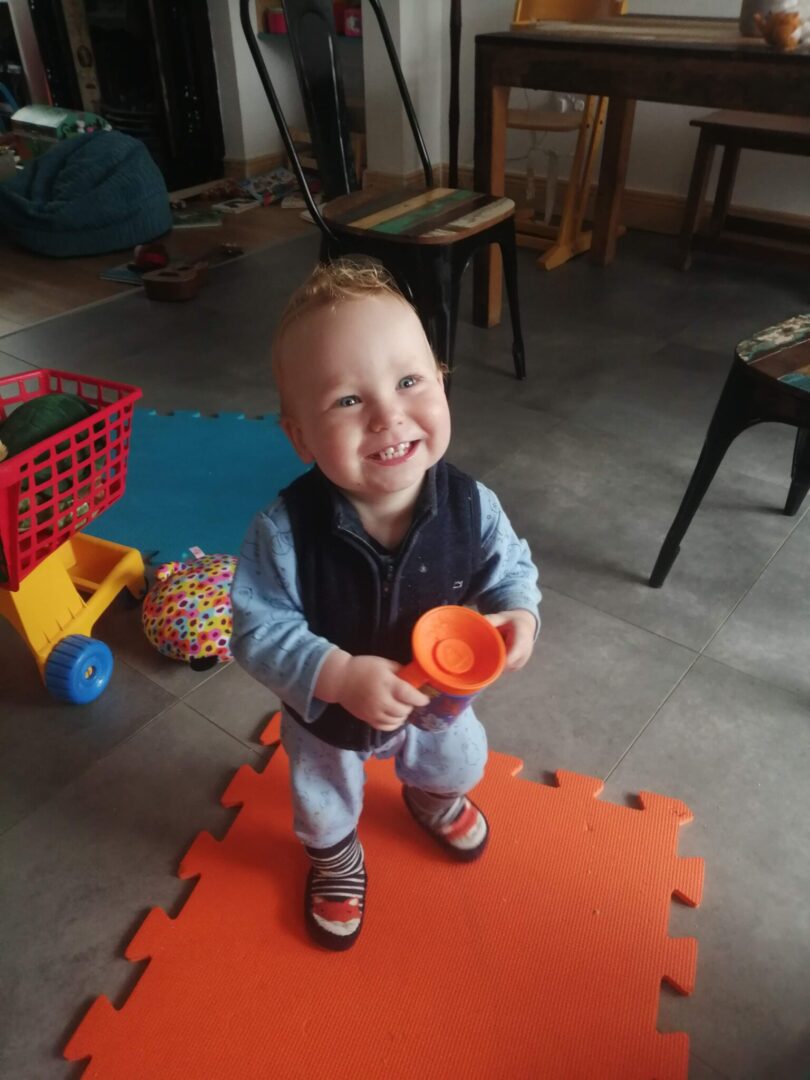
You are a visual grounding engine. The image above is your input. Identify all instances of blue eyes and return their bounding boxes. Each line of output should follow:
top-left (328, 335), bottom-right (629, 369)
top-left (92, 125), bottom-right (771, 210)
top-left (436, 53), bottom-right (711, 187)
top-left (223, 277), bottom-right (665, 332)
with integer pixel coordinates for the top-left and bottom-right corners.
top-left (335, 375), bottom-right (420, 408)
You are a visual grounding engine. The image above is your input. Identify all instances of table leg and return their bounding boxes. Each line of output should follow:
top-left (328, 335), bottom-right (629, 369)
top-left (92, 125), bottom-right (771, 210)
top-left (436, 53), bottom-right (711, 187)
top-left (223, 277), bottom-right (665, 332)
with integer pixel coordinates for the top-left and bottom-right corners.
top-left (591, 96), bottom-right (636, 265)
top-left (473, 77), bottom-right (508, 328)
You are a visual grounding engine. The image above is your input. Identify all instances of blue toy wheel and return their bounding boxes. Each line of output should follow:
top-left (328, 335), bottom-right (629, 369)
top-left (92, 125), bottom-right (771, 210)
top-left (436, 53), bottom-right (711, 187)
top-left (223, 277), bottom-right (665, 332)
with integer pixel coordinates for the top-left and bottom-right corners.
top-left (44, 635), bottom-right (114, 704)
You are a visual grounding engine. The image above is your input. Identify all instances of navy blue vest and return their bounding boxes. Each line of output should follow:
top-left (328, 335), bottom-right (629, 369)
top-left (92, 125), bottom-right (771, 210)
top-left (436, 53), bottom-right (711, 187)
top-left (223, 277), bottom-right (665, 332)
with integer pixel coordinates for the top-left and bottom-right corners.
top-left (282, 461), bottom-right (482, 751)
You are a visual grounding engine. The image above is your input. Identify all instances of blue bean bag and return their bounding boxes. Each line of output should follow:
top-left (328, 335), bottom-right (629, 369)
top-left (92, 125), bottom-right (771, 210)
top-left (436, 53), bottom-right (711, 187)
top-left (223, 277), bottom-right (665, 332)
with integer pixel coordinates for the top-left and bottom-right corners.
top-left (0, 130), bottom-right (173, 256)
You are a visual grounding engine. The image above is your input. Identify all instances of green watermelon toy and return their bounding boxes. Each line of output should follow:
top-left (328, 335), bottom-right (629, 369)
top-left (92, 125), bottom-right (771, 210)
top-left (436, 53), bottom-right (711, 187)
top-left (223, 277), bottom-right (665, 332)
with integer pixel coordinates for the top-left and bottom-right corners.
top-left (0, 392), bottom-right (99, 583)
top-left (0, 392), bottom-right (96, 463)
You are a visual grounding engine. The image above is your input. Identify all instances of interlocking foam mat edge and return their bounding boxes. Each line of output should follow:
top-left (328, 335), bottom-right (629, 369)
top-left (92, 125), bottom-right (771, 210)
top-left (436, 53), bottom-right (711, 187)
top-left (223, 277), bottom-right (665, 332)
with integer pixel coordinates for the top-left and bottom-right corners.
top-left (64, 713), bottom-right (703, 1079)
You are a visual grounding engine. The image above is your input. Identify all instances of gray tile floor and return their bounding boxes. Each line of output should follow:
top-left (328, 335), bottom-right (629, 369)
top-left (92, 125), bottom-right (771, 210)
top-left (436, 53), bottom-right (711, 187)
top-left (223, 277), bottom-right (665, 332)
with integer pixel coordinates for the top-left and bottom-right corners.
top-left (1, 232), bottom-right (809, 1079)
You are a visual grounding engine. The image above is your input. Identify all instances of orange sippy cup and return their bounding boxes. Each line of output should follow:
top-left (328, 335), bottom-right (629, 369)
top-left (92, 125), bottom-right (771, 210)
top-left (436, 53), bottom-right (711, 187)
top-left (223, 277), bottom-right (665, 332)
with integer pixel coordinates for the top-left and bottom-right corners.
top-left (398, 606), bottom-right (506, 732)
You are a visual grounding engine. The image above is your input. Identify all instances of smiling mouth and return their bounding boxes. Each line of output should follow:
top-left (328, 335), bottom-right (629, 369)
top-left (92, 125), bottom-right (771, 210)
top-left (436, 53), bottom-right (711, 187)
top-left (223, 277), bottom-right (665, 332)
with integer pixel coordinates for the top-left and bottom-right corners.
top-left (369, 440), bottom-right (417, 463)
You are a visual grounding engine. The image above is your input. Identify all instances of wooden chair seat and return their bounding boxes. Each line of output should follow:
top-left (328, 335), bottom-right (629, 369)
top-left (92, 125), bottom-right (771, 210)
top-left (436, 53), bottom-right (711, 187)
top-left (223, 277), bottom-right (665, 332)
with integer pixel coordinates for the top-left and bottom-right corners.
top-left (737, 313), bottom-right (810, 394)
top-left (323, 187), bottom-right (515, 245)
top-left (679, 109), bottom-right (810, 270)
top-left (650, 313), bottom-right (810, 587)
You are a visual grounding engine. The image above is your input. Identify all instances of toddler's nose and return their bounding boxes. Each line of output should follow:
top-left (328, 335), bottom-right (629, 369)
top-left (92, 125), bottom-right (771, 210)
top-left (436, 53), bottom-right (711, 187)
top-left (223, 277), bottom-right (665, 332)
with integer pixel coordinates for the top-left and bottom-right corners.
top-left (368, 397), bottom-right (402, 432)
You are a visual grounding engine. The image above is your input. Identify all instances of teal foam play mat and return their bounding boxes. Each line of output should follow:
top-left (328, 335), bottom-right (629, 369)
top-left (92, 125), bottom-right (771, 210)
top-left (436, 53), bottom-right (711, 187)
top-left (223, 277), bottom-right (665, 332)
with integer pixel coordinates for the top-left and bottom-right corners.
top-left (86, 409), bottom-right (307, 562)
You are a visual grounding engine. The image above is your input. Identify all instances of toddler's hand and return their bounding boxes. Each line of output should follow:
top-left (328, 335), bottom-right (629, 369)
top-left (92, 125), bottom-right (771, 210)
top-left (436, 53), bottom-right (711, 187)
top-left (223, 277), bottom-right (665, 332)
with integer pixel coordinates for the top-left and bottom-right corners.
top-left (484, 609), bottom-right (537, 671)
top-left (337, 655), bottom-right (431, 731)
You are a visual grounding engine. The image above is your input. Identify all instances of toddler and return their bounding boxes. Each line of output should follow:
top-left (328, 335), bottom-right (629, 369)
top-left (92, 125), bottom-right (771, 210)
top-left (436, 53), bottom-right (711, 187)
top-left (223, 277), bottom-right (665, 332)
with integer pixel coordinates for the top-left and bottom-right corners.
top-left (231, 259), bottom-right (540, 950)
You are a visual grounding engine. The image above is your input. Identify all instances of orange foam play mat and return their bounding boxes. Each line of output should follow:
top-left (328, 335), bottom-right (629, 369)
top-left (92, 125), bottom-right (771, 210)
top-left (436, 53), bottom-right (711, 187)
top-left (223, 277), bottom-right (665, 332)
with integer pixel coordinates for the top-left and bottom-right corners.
top-left (65, 713), bottom-right (704, 1079)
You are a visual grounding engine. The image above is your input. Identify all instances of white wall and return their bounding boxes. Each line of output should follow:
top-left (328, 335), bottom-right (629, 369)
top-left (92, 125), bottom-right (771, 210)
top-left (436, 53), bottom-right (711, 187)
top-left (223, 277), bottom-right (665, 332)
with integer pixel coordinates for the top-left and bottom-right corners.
top-left (214, 0), bottom-right (810, 217)
top-left (362, 0), bottom-right (409, 175)
top-left (625, 0), bottom-right (810, 215)
top-left (209, 1), bottom-right (308, 162)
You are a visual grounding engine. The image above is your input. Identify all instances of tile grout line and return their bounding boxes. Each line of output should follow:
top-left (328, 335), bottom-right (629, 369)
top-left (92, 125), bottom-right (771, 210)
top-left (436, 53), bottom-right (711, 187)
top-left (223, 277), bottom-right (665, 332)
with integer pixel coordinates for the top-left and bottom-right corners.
top-left (603, 506), bottom-right (810, 781)
top-left (689, 1050), bottom-right (733, 1080)
top-left (0, 691), bottom-right (181, 842)
top-left (603, 654), bottom-right (701, 783)
top-left (0, 670), bottom-right (272, 844)
top-left (181, 696), bottom-right (271, 760)
top-left (697, 503), bottom-right (808, 657)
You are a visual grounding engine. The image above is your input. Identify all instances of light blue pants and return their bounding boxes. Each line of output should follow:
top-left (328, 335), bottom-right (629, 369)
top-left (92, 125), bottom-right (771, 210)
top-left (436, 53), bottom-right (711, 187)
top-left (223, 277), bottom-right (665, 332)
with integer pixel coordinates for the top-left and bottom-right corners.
top-left (281, 709), bottom-right (488, 848)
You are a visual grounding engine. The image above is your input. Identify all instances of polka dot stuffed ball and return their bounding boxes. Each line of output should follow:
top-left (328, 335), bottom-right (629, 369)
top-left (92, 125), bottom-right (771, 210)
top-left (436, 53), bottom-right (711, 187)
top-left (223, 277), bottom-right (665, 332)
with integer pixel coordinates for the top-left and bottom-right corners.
top-left (142, 554), bottom-right (237, 671)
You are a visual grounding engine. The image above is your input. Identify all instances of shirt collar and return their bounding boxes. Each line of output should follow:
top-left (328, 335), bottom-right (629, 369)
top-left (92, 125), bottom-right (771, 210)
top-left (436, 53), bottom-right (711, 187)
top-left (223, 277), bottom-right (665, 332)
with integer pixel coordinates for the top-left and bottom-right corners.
top-left (320, 462), bottom-right (441, 544)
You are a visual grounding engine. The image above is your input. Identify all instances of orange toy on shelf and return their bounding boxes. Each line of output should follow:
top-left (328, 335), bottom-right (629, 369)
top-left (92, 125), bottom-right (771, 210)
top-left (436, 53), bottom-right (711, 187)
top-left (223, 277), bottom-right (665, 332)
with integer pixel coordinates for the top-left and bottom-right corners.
top-left (398, 605), bottom-right (506, 732)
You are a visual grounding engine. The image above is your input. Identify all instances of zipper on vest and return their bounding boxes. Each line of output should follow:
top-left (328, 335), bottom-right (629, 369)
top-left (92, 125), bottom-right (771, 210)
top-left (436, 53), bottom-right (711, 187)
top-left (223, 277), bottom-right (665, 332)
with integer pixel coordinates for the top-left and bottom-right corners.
top-left (382, 560), bottom-right (394, 597)
top-left (379, 558), bottom-right (395, 635)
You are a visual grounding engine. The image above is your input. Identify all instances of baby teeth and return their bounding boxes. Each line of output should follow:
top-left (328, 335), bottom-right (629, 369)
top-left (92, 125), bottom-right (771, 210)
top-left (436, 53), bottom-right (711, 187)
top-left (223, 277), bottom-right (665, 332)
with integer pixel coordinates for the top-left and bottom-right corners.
top-left (376, 441), bottom-right (411, 460)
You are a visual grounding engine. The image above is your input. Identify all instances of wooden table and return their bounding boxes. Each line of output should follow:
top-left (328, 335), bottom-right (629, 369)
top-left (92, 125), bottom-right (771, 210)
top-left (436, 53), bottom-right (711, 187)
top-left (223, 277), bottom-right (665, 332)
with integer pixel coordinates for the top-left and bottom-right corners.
top-left (473, 16), bottom-right (810, 327)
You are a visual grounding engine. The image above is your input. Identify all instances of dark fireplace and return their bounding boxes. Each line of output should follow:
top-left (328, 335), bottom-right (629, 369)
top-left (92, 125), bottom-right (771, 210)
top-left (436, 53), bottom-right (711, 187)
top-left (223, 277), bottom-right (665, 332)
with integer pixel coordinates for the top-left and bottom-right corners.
top-left (27, 0), bottom-right (224, 190)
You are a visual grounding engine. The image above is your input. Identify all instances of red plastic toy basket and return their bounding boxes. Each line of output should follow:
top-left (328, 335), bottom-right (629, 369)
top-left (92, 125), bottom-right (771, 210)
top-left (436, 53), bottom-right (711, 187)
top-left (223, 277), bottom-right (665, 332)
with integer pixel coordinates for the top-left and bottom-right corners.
top-left (0, 369), bottom-right (141, 591)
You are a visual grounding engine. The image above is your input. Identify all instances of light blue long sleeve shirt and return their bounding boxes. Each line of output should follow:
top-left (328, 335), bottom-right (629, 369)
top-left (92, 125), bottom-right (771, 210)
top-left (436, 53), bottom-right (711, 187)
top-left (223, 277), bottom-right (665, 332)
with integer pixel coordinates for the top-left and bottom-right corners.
top-left (231, 479), bottom-right (541, 724)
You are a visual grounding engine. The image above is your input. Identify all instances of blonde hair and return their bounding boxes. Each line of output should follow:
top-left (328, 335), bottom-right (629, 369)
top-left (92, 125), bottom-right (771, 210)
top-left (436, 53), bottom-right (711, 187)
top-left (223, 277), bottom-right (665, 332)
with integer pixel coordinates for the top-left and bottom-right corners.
top-left (271, 258), bottom-right (440, 408)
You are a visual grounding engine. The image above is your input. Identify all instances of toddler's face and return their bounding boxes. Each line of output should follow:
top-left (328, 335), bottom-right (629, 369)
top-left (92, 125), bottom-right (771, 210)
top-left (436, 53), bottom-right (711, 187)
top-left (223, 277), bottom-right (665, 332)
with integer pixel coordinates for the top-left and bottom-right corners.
top-left (279, 294), bottom-right (450, 504)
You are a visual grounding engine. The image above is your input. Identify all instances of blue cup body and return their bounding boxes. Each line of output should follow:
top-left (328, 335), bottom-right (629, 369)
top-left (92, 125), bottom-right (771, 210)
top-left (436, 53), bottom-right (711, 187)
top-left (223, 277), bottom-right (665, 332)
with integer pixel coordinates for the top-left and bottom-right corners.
top-left (409, 683), bottom-right (480, 732)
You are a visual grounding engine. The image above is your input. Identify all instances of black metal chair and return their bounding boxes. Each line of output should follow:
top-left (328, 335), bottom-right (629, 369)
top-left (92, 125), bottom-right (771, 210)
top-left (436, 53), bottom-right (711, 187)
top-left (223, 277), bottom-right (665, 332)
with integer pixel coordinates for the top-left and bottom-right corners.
top-left (649, 314), bottom-right (810, 588)
top-left (240, 0), bottom-right (526, 385)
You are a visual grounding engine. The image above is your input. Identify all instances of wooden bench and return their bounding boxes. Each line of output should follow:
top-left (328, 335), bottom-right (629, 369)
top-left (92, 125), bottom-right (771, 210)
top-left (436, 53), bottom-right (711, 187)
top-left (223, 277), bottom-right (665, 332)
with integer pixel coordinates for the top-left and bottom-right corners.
top-left (679, 109), bottom-right (810, 270)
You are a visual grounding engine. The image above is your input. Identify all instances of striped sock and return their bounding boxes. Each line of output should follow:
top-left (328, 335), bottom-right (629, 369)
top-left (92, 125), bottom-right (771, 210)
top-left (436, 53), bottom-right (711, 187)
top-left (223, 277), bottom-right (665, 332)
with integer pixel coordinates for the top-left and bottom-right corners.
top-left (403, 786), bottom-right (489, 862)
top-left (304, 830), bottom-right (367, 950)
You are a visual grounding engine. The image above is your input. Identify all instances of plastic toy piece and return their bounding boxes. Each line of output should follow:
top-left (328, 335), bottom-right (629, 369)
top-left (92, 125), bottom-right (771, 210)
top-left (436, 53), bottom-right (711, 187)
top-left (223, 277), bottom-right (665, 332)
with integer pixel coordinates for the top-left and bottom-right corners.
top-left (64, 712), bottom-right (704, 1079)
top-left (44, 633), bottom-right (114, 704)
top-left (131, 242), bottom-right (170, 272)
top-left (0, 364), bottom-right (144, 701)
top-left (0, 532), bottom-right (145, 702)
top-left (142, 262), bottom-right (208, 301)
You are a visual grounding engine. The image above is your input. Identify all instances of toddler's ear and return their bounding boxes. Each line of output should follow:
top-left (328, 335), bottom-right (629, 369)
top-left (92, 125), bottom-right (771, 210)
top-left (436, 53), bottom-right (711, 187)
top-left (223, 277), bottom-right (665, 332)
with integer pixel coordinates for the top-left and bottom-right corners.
top-left (281, 416), bottom-right (314, 463)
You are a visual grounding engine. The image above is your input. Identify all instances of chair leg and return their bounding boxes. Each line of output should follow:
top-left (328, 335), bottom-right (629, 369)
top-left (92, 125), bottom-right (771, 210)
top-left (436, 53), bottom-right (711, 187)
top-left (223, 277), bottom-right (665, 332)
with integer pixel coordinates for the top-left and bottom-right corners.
top-left (678, 129), bottom-right (716, 272)
top-left (649, 366), bottom-right (755, 588)
top-left (411, 253), bottom-right (455, 379)
top-left (496, 220), bottom-right (526, 380)
top-left (785, 427), bottom-right (810, 516)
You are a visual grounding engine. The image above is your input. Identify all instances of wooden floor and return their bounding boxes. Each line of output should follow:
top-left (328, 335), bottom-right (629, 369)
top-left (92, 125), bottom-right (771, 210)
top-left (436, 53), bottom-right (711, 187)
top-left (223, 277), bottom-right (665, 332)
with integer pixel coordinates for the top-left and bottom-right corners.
top-left (0, 201), bottom-right (314, 333)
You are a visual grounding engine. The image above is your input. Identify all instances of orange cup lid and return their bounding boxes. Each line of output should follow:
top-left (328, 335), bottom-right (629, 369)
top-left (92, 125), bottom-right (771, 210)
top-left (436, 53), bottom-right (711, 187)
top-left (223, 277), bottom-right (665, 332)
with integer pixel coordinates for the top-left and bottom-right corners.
top-left (411, 606), bottom-right (505, 694)
top-left (433, 637), bottom-right (475, 676)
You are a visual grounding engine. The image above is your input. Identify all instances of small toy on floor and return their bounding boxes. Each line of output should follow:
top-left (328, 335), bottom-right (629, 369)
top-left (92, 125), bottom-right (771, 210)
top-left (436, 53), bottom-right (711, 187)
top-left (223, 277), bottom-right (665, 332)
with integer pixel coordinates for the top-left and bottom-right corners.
top-left (142, 552), bottom-right (237, 671)
top-left (132, 242), bottom-right (170, 272)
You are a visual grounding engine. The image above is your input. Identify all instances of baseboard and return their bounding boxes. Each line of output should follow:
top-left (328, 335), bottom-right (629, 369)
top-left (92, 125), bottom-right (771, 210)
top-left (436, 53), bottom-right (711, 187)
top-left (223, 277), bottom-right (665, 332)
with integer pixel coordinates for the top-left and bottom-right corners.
top-left (223, 151), bottom-right (286, 179)
top-left (361, 166), bottom-right (435, 192)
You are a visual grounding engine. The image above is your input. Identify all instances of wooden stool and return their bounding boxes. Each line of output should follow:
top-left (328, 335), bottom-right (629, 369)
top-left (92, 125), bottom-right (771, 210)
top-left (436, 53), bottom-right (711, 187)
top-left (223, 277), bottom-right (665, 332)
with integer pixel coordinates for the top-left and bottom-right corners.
top-left (679, 110), bottom-right (810, 271)
top-left (650, 313), bottom-right (810, 587)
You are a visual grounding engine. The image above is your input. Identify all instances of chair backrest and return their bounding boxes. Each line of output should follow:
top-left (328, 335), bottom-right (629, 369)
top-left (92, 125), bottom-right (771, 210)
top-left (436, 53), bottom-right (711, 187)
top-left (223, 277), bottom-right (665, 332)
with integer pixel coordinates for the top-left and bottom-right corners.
top-left (239, 0), bottom-right (434, 241)
top-left (282, 0), bottom-right (358, 201)
top-left (512, 0), bottom-right (624, 22)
